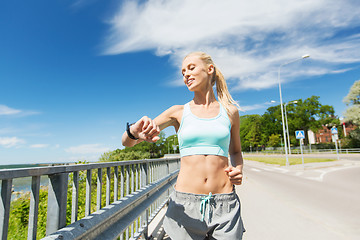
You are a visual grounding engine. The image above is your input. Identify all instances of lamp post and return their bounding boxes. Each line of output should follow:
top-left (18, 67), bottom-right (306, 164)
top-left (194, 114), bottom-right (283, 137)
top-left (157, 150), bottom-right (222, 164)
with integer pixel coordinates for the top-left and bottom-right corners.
top-left (284, 100), bottom-right (298, 155)
top-left (278, 54), bottom-right (310, 166)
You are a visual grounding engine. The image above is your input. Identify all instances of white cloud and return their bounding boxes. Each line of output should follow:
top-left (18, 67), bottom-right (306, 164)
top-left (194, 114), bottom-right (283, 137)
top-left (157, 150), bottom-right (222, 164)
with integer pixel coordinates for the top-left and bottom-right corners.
top-left (240, 101), bottom-right (277, 112)
top-left (71, 0), bottom-right (98, 9)
top-left (0, 137), bottom-right (26, 148)
top-left (102, 0), bottom-right (360, 90)
top-left (30, 144), bottom-right (49, 149)
top-left (0, 105), bottom-right (21, 115)
top-left (0, 104), bottom-right (40, 117)
top-left (65, 144), bottom-right (111, 155)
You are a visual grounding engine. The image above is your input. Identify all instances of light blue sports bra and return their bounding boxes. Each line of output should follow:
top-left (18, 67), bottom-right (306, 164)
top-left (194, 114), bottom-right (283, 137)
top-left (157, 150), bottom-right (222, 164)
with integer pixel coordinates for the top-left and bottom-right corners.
top-left (177, 102), bottom-right (231, 158)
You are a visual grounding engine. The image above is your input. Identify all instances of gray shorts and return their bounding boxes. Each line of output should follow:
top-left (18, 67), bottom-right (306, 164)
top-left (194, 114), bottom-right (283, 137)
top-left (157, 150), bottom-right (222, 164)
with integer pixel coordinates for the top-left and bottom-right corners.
top-left (163, 188), bottom-right (245, 240)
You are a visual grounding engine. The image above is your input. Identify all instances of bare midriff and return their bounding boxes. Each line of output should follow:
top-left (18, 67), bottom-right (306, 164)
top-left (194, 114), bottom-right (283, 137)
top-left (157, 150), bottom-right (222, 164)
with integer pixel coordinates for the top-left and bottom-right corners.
top-left (175, 155), bottom-right (233, 194)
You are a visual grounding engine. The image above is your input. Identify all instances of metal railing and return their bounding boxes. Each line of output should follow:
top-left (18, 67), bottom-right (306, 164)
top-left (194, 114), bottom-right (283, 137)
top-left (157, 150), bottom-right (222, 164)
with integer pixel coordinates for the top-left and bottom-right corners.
top-left (0, 158), bottom-right (180, 240)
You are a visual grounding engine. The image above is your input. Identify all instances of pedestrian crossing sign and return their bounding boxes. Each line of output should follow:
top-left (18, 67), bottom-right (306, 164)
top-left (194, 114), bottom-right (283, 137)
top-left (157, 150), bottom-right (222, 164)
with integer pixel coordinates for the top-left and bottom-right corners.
top-left (331, 127), bottom-right (338, 134)
top-left (295, 130), bottom-right (305, 139)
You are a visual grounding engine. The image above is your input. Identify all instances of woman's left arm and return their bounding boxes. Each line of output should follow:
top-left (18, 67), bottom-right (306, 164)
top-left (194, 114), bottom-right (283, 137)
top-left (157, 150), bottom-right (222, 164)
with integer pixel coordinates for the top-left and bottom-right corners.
top-left (224, 105), bottom-right (244, 185)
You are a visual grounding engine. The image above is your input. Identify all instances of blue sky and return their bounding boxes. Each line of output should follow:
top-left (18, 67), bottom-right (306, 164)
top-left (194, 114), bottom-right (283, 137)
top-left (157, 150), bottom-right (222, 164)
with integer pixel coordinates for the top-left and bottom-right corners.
top-left (1, 0), bottom-right (360, 165)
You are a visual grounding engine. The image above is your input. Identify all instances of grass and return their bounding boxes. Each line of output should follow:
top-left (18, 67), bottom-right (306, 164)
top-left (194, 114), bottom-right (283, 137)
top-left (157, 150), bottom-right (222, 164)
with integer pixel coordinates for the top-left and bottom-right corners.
top-left (244, 156), bottom-right (336, 166)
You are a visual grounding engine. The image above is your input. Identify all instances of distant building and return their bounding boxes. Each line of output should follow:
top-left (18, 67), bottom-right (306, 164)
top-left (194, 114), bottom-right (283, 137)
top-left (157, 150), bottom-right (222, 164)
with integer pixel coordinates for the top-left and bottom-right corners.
top-left (310, 122), bottom-right (357, 144)
top-left (315, 125), bottom-right (333, 143)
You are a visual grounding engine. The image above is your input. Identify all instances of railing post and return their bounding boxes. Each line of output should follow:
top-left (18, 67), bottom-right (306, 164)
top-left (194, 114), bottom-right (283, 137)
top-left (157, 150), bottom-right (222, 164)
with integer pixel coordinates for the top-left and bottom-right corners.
top-left (106, 167), bottom-right (111, 206)
top-left (85, 169), bottom-right (92, 216)
top-left (126, 165), bottom-right (130, 196)
top-left (121, 167), bottom-right (124, 199)
top-left (46, 173), bottom-right (69, 235)
top-left (131, 164), bottom-right (135, 193)
top-left (28, 176), bottom-right (41, 239)
top-left (166, 160), bottom-right (170, 197)
top-left (114, 166), bottom-right (119, 202)
top-left (0, 179), bottom-right (12, 240)
top-left (71, 171), bottom-right (79, 223)
top-left (97, 168), bottom-right (102, 211)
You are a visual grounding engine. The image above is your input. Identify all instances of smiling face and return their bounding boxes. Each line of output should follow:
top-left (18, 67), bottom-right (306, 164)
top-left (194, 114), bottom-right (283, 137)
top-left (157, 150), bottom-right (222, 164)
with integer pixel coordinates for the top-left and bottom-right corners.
top-left (182, 54), bottom-right (214, 92)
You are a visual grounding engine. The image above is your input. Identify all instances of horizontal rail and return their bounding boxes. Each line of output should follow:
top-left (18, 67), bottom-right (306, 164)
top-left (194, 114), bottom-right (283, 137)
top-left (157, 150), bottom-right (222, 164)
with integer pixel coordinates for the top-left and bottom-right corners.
top-left (0, 158), bottom-right (174, 180)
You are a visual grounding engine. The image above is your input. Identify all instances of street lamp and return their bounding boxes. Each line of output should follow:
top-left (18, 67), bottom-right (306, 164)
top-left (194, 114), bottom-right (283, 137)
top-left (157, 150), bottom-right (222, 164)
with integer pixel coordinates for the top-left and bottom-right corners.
top-left (278, 54), bottom-right (310, 166)
top-left (284, 100), bottom-right (298, 155)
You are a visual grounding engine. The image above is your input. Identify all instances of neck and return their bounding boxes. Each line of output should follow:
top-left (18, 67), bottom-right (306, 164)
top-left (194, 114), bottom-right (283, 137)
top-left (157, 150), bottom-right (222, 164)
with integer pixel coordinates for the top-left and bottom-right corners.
top-left (192, 89), bottom-right (217, 106)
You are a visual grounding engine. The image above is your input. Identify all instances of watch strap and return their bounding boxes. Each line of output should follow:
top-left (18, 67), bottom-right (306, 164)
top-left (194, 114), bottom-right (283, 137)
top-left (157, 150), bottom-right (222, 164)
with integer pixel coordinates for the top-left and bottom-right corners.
top-left (126, 122), bottom-right (139, 140)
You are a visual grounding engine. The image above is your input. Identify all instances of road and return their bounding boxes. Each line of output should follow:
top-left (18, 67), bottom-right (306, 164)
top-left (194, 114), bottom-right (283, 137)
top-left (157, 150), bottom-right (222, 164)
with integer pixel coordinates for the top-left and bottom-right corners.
top-left (236, 160), bottom-right (360, 240)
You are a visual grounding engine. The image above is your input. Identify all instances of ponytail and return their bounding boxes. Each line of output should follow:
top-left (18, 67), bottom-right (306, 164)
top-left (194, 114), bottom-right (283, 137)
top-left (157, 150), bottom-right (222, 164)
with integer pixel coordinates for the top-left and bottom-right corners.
top-left (213, 66), bottom-right (240, 114)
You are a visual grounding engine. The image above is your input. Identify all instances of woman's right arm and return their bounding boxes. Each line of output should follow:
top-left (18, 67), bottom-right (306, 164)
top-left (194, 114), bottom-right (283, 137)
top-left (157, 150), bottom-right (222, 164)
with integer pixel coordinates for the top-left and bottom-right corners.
top-left (122, 105), bottom-right (183, 147)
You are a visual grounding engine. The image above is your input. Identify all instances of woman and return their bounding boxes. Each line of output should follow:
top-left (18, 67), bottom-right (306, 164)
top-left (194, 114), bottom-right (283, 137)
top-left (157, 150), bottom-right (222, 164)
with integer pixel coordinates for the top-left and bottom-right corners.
top-left (122, 52), bottom-right (245, 239)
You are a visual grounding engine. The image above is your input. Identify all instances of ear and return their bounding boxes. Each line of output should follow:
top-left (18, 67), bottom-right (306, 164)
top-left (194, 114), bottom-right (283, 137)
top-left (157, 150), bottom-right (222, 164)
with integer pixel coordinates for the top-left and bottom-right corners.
top-left (208, 64), bottom-right (215, 75)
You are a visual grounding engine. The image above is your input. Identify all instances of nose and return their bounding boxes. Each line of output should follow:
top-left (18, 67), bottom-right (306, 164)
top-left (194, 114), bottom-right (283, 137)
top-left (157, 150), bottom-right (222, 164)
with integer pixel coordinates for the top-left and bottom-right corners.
top-left (183, 69), bottom-right (190, 79)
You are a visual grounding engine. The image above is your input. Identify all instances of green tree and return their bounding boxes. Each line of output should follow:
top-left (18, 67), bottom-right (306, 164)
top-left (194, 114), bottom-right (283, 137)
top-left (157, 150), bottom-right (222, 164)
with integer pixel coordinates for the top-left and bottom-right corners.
top-left (267, 134), bottom-right (281, 147)
top-left (240, 115), bottom-right (263, 150)
top-left (343, 79), bottom-right (360, 125)
top-left (261, 105), bottom-right (283, 144)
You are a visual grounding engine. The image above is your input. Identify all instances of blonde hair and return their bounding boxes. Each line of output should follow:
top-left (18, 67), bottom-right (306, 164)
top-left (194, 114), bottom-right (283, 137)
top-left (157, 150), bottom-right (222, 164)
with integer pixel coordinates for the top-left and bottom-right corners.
top-left (185, 52), bottom-right (240, 114)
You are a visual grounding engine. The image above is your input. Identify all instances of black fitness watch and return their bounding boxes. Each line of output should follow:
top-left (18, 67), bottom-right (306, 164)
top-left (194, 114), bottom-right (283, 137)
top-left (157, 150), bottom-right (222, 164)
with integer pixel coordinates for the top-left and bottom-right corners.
top-left (126, 122), bottom-right (139, 140)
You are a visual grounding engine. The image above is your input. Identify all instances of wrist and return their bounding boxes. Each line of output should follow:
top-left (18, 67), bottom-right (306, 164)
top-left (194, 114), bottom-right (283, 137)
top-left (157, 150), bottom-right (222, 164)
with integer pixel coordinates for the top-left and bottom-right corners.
top-left (126, 122), bottom-right (139, 140)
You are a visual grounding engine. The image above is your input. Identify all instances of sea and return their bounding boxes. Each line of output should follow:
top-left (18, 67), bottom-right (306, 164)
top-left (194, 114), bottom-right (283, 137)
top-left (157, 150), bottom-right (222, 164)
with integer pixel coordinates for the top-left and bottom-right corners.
top-left (0, 163), bottom-right (54, 200)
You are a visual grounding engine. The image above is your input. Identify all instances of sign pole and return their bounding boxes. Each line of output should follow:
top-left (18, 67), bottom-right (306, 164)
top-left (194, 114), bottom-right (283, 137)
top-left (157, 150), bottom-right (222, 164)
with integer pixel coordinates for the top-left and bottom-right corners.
top-left (295, 130), bottom-right (305, 168)
top-left (334, 138), bottom-right (340, 161)
top-left (331, 127), bottom-right (340, 161)
top-left (300, 138), bottom-right (304, 169)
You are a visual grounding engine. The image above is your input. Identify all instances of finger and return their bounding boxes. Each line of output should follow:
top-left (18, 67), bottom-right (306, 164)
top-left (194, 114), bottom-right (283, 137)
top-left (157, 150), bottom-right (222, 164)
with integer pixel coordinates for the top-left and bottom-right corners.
top-left (147, 120), bottom-right (160, 137)
top-left (151, 135), bottom-right (160, 142)
top-left (143, 118), bottom-right (155, 134)
top-left (230, 176), bottom-right (243, 182)
top-left (141, 117), bottom-right (151, 132)
top-left (228, 169), bottom-right (241, 177)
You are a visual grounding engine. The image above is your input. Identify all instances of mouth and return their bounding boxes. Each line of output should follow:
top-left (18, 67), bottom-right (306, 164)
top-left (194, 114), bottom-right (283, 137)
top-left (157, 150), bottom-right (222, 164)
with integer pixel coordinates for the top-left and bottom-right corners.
top-left (187, 78), bottom-right (195, 86)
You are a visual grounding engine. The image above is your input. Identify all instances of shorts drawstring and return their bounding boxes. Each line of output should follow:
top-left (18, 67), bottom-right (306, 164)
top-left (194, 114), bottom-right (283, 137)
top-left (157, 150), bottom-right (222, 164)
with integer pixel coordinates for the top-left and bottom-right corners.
top-left (199, 192), bottom-right (213, 222)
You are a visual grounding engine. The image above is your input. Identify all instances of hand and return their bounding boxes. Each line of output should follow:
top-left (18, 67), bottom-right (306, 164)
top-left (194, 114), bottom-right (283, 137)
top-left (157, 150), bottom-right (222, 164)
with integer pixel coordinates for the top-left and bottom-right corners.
top-left (131, 116), bottom-right (160, 142)
top-left (224, 166), bottom-right (243, 185)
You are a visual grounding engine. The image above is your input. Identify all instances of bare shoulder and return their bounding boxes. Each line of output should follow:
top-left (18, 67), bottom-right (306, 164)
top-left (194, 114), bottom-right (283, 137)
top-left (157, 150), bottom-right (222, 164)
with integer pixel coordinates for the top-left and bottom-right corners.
top-left (227, 105), bottom-right (240, 126)
top-left (228, 105), bottom-right (239, 118)
top-left (161, 105), bottom-right (184, 119)
top-left (155, 104), bottom-right (184, 131)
